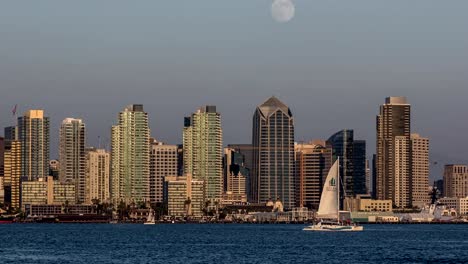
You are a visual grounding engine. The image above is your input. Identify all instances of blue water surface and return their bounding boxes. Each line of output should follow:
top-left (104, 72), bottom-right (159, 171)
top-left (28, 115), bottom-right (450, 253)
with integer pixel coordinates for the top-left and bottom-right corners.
top-left (0, 224), bottom-right (467, 263)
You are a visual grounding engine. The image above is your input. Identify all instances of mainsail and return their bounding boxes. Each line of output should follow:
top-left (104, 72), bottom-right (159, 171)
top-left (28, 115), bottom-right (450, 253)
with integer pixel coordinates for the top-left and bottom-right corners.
top-left (316, 160), bottom-right (339, 219)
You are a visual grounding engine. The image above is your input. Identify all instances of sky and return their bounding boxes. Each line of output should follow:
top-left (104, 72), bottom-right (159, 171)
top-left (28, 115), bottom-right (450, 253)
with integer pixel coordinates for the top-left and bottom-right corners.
top-left (1, 1), bottom-right (468, 181)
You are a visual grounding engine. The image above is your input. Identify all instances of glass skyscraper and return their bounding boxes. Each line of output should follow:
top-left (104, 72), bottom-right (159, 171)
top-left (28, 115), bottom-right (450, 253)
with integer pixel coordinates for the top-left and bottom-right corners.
top-left (252, 96), bottom-right (295, 209)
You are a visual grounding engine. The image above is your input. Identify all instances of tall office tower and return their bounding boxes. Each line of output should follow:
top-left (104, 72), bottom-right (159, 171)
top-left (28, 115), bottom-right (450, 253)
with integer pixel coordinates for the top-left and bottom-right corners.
top-left (376, 97), bottom-right (411, 208)
top-left (183, 106), bottom-right (223, 201)
top-left (150, 139), bottom-right (178, 204)
top-left (59, 118), bottom-right (86, 204)
top-left (223, 148), bottom-right (248, 196)
top-left (410, 134), bottom-right (430, 208)
top-left (365, 159), bottom-right (371, 194)
top-left (443, 165), bottom-right (468, 198)
top-left (3, 140), bottom-right (21, 209)
top-left (252, 96), bottom-right (295, 209)
top-left (85, 148), bottom-right (110, 204)
top-left (326, 130), bottom-right (367, 197)
top-left (111, 104), bottom-right (150, 204)
top-left (435, 179), bottom-right (444, 197)
top-left (18, 110), bottom-right (50, 181)
top-left (227, 144), bottom-right (253, 177)
top-left (295, 141), bottom-right (332, 209)
top-left (177, 144), bottom-right (184, 176)
top-left (4, 126), bottom-right (17, 141)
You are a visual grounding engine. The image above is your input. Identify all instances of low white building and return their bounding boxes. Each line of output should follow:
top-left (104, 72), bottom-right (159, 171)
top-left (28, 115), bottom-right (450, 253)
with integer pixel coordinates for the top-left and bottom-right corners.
top-left (439, 197), bottom-right (468, 215)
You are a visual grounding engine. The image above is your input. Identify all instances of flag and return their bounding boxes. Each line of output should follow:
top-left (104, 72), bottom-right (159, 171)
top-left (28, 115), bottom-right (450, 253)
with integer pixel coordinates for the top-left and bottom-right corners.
top-left (12, 104), bottom-right (17, 116)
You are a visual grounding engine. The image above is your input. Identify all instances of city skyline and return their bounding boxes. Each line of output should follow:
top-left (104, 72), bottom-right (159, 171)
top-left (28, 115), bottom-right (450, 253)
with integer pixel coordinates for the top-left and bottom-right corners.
top-left (1, 1), bottom-right (468, 183)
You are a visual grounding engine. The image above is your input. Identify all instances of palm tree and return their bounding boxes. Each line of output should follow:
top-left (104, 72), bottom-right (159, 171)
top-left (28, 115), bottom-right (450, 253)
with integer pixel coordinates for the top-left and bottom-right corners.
top-left (184, 198), bottom-right (192, 216)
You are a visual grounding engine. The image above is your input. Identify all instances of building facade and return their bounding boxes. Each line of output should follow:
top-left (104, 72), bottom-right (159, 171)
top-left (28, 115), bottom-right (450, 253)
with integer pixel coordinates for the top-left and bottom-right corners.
top-left (410, 133), bottom-right (430, 208)
top-left (376, 97), bottom-right (411, 208)
top-left (111, 105), bottom-right (150, 204)
top-left (85, 148), bottom-right (110, 204)
top-left (18, 110), bottom-right (50, 181)
top-left (59, 118), bottom-right (86, 204)
top-left (252, 96), bottom-right (295, 209)
top-left (444, 165), bottom-right (468, 198)
top-left (3, 140), bottom-right (21, 209)
top-left (223, 147), bottom-right (248, 198)
top-left (164, 174), bottom-right (204, 217)
top-left (183, 106), bottom-right (223, 201)
top-left (150, 139), bottom-right (178, 204)
top-left (21, 176), bottom-right (76, 207)
top-left (438, 197), bottom-right (468, 215)
top-left (295, 141), bottom-right (332, 209)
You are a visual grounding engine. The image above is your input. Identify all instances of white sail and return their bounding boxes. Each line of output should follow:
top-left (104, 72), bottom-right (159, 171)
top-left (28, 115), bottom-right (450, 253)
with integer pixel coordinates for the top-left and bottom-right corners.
top-left (316, 160), bottom-right (339, 219)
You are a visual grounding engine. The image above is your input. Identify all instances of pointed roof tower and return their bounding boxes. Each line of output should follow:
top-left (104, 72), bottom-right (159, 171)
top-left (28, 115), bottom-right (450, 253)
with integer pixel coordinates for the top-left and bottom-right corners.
top-left (257, 96), bottom-right (292, 117)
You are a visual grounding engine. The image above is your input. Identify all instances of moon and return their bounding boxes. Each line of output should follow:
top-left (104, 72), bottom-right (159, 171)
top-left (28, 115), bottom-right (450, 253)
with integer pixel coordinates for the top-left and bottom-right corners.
top-left (271, 0), bottom-right (295, 23)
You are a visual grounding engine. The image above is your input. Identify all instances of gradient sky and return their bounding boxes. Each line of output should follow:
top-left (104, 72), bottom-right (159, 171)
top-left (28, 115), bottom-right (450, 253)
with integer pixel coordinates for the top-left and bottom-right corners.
top-left (1, 1), bottom-right (468, 180)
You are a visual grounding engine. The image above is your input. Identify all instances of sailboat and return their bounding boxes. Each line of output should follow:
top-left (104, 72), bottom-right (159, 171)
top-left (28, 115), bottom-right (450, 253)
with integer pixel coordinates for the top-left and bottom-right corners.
top-left (303, 159), bottom-right (363, 232)
top-left (144, 209), bottom-right (156, 225)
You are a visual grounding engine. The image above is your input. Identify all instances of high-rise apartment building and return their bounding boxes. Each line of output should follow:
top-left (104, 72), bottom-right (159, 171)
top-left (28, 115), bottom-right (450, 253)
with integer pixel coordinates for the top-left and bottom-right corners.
top-left (150, 139), bottom-right (178, 204)
top-left (49, 160), bottom-right (60, 180)
top-left (85, 148), bottom-right (110, 204)
top-left (111, 105), bottom-right (150, 204)
top-left (21, 176), bottom-right (76, 206)
top-left (326, 130), bottom-right (367, 198)
top-left (18, 110), bottom-right (50, 181)
top-left (295, 141), bottom-right (332, 209)
top-left (3, 140), bottom-right (21, 209)
top-left (59, 118), bottom-right (86, 204)
top-left (376, 97), bottom-right (411, 208)
top-left (444, 165), bottom-right (468, 198)
top-left (183, 106), bottom-right (223, 201)
top-left (252, 96), bottom-right (295, 209)
top-left (4, 126), bottom-right (17, 141)
top-left (410, 134), bottom-right (430, 208)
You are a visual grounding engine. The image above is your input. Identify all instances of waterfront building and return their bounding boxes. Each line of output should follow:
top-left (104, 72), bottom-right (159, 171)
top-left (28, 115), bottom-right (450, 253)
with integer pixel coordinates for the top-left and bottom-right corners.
top-left (438, 197), bottom-right (468, 216)
top-left (18, 110), bottom-right (50, 181)
top-left (3, 140), bottom-right (21, 209)
top-left (164, 174), bottom-right (204, 217)
top-left (0, 137), bottom-right (4, 201)
top-left (410, 133), bottom-right (430, 208)
top-left (326, 130), bottom-right (367, 198)
top-left (443, 165), bottom-right (468, 198)
top-left (376, 97), bottom-right (411, 208)
top-left (85, 148), bottom-right (110, 204)
top-left (111, 105), bottom-right (150, 204)
top-left (183, 106), bottom-right (223, 201)
top-left (21, 176), bottom-right (76, 207)
top-left (252, 96), bottom-right (295, 209)
top-left (59, 118), bottom-right (86, 204)
top-left (344, 194), bottom-right (393, 212)
top-left (4, 126), bottom-right (17, 141)
top-left (223, 147), bottom-right (248, 197)
top-left (150, 139), bottom-right (178, 204)
top-left (294, 141), bottom-right (332, 209)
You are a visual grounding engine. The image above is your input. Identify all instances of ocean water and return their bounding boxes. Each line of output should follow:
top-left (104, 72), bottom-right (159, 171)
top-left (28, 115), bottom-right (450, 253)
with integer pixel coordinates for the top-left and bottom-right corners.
top-left (0, 224), bottom-right (467, 264)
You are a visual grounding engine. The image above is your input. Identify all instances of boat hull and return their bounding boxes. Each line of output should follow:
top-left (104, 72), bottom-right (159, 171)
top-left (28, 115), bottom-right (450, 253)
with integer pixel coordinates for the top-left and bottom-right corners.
top-left (303, 224), bottom-right (363, 232)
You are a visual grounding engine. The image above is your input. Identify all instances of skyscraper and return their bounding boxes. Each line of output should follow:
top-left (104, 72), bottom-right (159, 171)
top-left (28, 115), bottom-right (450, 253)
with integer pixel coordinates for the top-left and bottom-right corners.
top-left (295, 141), bottom-right (332, 209)
top-left (59, 118), bottom-right (86, 204)
top-left (85, 148), bottom-right (110, 203)
top-left (376, 97), bottom-right (411, 208)
top-left (252, 96), bottom-right (295, 209)
top-left (150, 139), bottom-right (178, 204)
top-left (111, 105), bottom-right (150, 204)
top-left (410, 133), bottom-right (430, 208)
top-left (326, 130), bottom-right (367, 198)
top-left (183, 106), bottom-right (223, 201)
top-left (18, 110), bottom-right (50, 181)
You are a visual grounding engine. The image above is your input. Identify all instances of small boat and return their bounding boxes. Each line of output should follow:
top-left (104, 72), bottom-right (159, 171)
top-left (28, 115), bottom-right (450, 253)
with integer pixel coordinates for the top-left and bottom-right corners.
top-left (303, 159), bottom-right (363, 232)
top-left (144, 209), bottom-right (156, 225)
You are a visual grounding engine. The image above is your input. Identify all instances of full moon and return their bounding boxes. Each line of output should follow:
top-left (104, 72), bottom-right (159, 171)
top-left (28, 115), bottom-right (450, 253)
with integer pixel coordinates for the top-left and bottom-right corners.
top-left (271, 0), bottom-right (295, 23)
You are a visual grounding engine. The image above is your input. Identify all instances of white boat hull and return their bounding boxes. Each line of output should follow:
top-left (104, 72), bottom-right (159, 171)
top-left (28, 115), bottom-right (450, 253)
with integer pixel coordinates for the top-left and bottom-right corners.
top-left (303, 224), bottom-right (363, 232)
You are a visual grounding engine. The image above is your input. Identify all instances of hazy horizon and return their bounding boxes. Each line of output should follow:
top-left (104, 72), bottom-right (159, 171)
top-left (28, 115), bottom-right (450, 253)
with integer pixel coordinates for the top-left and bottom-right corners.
top-left (1, 1), bottom-right (468, 181)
